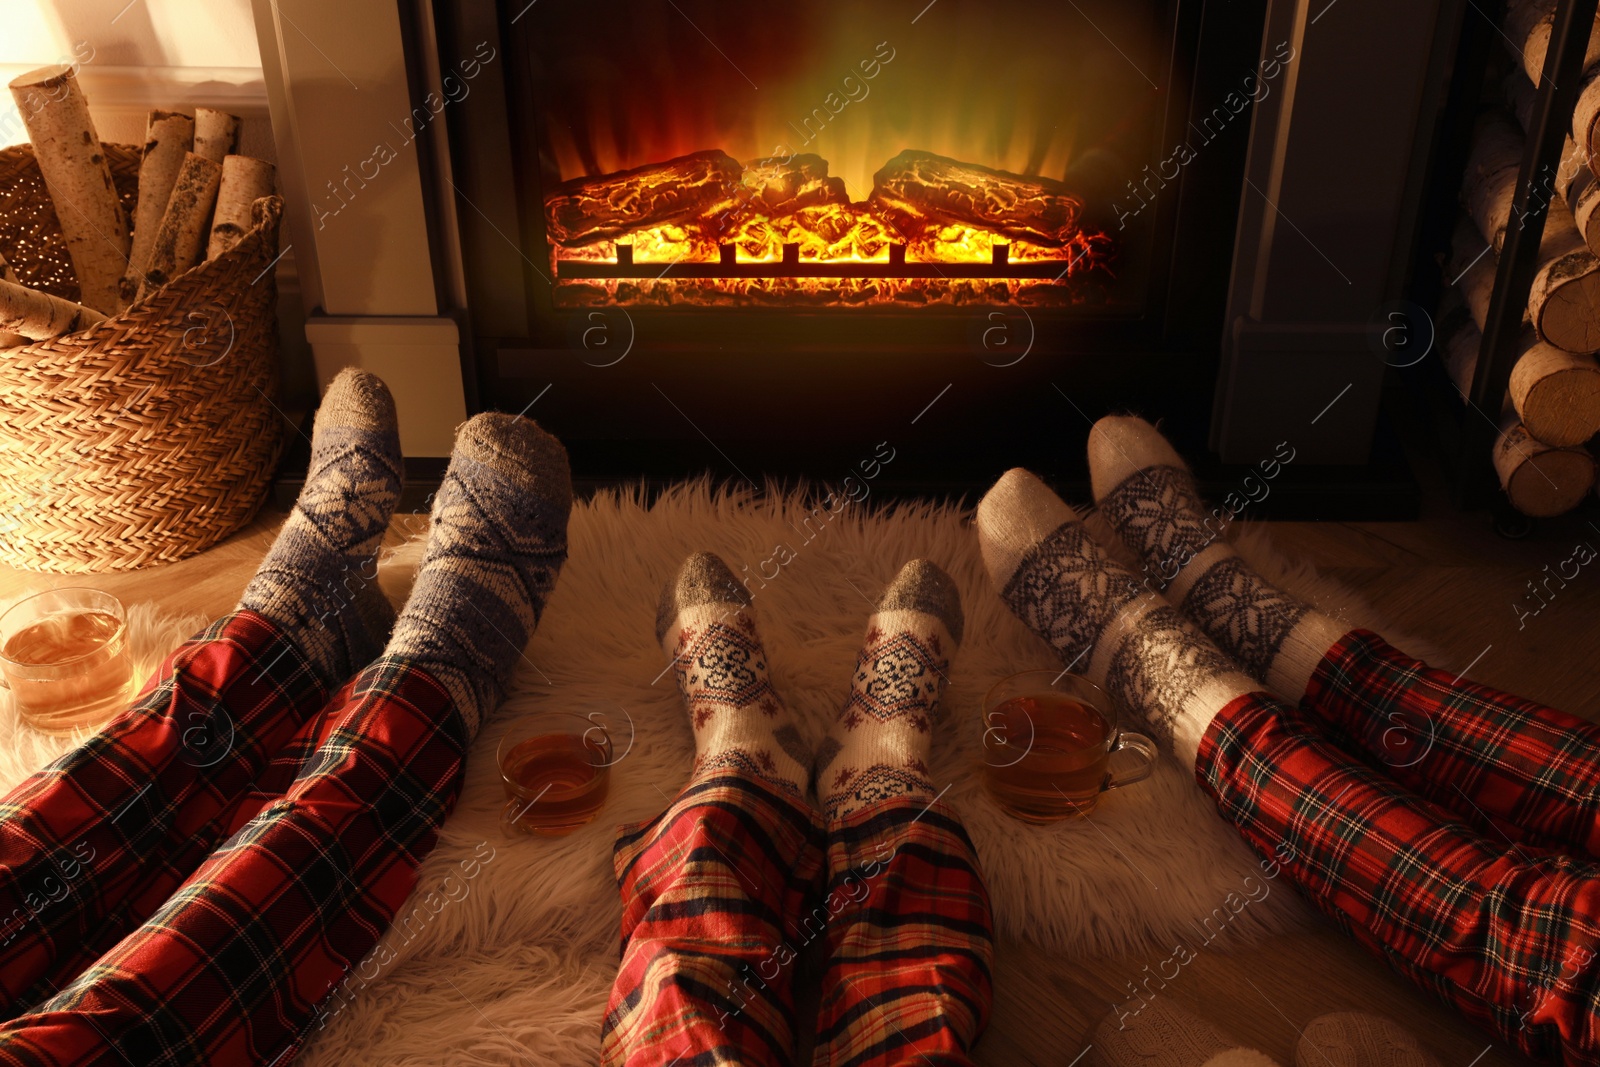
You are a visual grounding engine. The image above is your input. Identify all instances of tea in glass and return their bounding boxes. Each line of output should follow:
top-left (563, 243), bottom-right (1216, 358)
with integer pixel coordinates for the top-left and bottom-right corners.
top-left (499, 720), bottom-right (612, 837)
top-left (0, 588), bottom-right (135, 734)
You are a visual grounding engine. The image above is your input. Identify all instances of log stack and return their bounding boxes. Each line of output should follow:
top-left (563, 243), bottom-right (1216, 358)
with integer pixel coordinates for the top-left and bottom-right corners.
top-left (1440, 7), bottom-right (1600, 515)
top-left (0, 68), bottom-right (275, 346)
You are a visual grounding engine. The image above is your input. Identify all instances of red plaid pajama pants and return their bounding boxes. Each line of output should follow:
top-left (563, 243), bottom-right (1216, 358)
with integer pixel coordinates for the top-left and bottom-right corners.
top-left (0, 609), bottom-right (467, 1066)
top-left (1199, 629), bottom-right (1600, 1066)
top-left (600, 771), bottom-right (994, 1067)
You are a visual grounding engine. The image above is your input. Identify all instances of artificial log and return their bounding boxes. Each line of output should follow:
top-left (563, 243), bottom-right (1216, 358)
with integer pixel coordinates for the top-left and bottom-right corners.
top-left (1495, 402), bottom-right (1597, 516)
top-left (206, 155), bottom-right (275, 260)
top-left (121, 109), bottom-right (195, 303)
top-left (739, 154), bottom-right (848, 219)
top-left (137, 152), bottom-right (222, 299)
top-left (544, 150), bottom-right (742, 246)
top-left (193, 108), bottom-right (241, 164)
top-left (0, 277), bottom-right (104, 340)
top-left (7, 65), bottom-right (131, 314)
top-left (0, 251), bottom-right (26, 347)
top-left (868, 150), bottom-right (1085, 246)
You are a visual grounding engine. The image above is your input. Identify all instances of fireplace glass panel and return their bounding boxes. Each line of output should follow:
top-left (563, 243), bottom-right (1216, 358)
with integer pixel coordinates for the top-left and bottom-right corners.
top-left (515, 0), bottom-right (1170, 310)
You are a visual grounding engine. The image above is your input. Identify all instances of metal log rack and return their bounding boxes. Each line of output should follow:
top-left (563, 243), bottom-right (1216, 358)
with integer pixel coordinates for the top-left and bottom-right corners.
top-left (1453, 0), bottom-right (1600, 515)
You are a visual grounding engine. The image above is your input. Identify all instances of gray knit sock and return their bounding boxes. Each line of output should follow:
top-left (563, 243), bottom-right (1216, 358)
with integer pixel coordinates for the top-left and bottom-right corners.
top-left (657, 552), bottom-right (810, 798)
top-left (815, 559), bottom-right (962, 820)
top-left (1088, 415), bottom-right (1347, 700)
top-left (239, 368), bottom-right (402, 686)
top-left (385, 412), bottom-right (571, 739)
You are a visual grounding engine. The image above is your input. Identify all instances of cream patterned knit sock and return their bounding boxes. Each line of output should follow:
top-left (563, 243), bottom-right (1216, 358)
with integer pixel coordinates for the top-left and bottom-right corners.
top-left (1296, 1013), bottom-right (1440, 1067)
top-left (1093, 1000), bottom-right (1281, 1067)
top-left (814, 560), bottom-right (962, 819)
top-left (657, 552), bottom-right (810, 797)
top-left (1088, 415), bottom-right (1349, 699)
top-left (977, 468), bottom-right (1259, 769)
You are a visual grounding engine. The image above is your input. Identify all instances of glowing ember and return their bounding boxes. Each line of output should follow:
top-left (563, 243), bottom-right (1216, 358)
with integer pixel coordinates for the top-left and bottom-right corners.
top-left (545, 150), bottom-right (1112, 307)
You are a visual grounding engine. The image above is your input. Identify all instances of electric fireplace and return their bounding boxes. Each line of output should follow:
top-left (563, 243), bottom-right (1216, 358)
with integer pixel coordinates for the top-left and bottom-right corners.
top-left (255, 0), bottom-right (1460, 511)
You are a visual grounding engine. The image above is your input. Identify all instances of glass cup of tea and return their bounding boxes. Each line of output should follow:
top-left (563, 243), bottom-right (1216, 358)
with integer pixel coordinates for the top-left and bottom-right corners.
top-left (497, 713), bottom-right (614, 838)
top-left (980, 669), bottom-right (1157, 822)
top-left (0, 587), bottom-right (136, 735)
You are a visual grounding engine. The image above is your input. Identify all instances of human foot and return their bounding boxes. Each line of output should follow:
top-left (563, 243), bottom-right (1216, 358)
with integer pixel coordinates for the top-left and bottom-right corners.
top-left (239, 368), bottom-right (402, 686)
top-left (1088, 415), bottom-right (1348, 698)
top-left (814, 559), bottom-right (962, 819)
top-left (384, 412), bottom-right (571, 739)
top-left (657, 552), bottom-right (810, 796)
top-left (976, 468), bottom-right (1258, 767)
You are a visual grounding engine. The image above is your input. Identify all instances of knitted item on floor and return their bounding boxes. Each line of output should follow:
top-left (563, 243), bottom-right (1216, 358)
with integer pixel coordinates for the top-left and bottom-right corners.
top-left (385, 412), bottom-right (571, 741)
top-left (1092, 999), bottom-right (1281, 1067)
top-left (239, 367), bottom-right (403, 688)
top-left (1296, 1013), bottom-right (1440, 1067)
top-left (1088, 415), bottom-right (1349, 699)
top-left (976, 468), bottom-right (1259, 769)
top-left (814, 559), bottom-right (963, 819)
top-left (656, 552), bottom-right (810, 797)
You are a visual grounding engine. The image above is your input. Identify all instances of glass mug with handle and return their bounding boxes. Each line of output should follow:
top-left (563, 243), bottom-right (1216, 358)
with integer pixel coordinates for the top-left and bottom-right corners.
top-left (0, 587), bottom-right (136, 735)
top-left (980, 669), bottom-right (1158, 822)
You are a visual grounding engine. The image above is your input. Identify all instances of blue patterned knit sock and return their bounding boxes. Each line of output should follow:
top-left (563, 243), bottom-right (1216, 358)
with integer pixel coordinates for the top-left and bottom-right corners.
top-left (239, 368), bottom-right (402, 686)
top-left (657, 552), bottom-right (811, 797)
top-left (814, 560), bottom-right (963, 819)
top-left (385, 412), bottom-right (571, 739)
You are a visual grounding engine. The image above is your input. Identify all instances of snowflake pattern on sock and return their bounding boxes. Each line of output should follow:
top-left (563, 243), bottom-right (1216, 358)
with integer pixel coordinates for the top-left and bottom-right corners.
top-left (1182, 557), bottom-right (1311, 681)
top-left (1105, 604), bottom-right (1235, 748)
top-left (672, 615), bottom-right (783, 729)
top-left (1000, 522), bottom-right (1143, 668)
top-left (1098, 465), bottom-right (1226, 587)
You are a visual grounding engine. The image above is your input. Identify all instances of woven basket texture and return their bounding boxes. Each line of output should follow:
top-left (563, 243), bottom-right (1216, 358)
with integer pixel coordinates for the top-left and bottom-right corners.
top-left (0, 141), bottom-right (284, 572)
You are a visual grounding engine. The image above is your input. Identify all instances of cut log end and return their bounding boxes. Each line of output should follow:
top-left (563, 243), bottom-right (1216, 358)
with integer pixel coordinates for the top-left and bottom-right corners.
top-left (1532, 254), bottom-right (1600, 352)
top-left (1521, 364), bottom-right (1600, 446)
top-left (1506, 447), bottom-right (1596, 515)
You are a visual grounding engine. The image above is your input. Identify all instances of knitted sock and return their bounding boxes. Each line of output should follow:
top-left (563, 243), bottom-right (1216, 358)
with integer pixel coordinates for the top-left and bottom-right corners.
top-left (239, 368), bottom-right (402, 687)
top-left (1093, 1000), bottom-right (1281, 1067)
top-left (977, 468), bottom-right (1259, 769)
top-left (814, 559), bottom-right (963, 820)
top-left (657, 552), bottom-right (809, 797)
top-left (1088, 415), bottom-right (1349, 699)
top-left (385, 412), bottom-right (571, 740)
top-left (1296, 1013), bottom-right (1440, 1067)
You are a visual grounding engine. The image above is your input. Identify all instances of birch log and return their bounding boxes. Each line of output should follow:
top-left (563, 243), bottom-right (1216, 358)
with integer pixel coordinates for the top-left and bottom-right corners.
top-left (205, 156), bottom-right (275, 260)
top-left (0, 277), bottom-right (103, 339)
top-left (1495, 402), bottom-right (1597, 516)
top-left (1505, 72), bottom-right (1600, 256)
top-left (1530, 196), bottom-right (1600, 352)
top-left (120, 109), bottom-right (194, 303)
top-left (1508, 0), bottom-right (1600, 87)
top-left (136, 153), bottom-right (222, 299)
top-left (1463, 111), bottom-right (1525, 253)
top-left (7, 65), bottom-right (130, 314)
top-left (193, 108), bottom-right (241, 164)
top-left (0, 251), bottom-right (26, 346)
top-left (1447, 223), bottom-right (1600, 444)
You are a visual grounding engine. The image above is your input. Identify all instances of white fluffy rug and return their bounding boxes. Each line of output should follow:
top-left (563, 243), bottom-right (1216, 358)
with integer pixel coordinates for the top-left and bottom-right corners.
top-left (0, 484), bottom-right (1438, 1065)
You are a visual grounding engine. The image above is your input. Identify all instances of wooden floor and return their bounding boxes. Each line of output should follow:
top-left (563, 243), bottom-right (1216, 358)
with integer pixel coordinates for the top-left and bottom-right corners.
top-left (2, 478), bottom-right (1595, 1065)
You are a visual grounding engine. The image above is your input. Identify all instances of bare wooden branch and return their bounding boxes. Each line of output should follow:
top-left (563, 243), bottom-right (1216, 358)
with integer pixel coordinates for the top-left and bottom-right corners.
top-left (121, 109), bottom-right (194, 303)
top-left (0, 276), bottom-right (104, 339)
top-left (136, 153), bottom-right (222, 300)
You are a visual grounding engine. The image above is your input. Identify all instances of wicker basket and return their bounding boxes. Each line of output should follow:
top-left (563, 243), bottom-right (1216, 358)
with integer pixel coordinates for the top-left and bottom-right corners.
top-left (0, 142), bottom-right (285, 572)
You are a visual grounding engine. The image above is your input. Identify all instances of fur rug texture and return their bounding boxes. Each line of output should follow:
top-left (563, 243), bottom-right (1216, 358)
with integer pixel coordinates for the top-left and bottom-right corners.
top-left (0, 483), bottom-right (1441, 1065)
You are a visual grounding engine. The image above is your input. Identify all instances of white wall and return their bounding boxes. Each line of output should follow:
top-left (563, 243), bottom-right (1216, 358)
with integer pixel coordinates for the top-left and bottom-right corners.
top-left (0, 0), bottom-right (271, 156)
